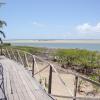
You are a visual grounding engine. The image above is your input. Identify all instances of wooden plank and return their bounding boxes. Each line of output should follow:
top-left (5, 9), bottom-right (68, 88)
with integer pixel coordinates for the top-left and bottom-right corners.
top-left (0, 57), bottom-right (23, 100)
top-left (3, 62), bottom-right (8, 100)
top-left (18, 69), bottom-right (36, 100)
top-left (8, 65), bottom-right (19, 100)
top-left (19, 66), bottom-right (53, 100)
top-left (1, 58), bottom-right (19, 100)
top-left (4, 61), bottom-right (14, 100)
top-left (10, 60), bottom-right (32, 100)
top-left (8, 58), bottom-right (44, 100)
top-left (11, 59), bottom-right (53, 100)
top-left (5, 57), bottom-right (29, 100)
top-left (0, 56), bottom-right (54, 100)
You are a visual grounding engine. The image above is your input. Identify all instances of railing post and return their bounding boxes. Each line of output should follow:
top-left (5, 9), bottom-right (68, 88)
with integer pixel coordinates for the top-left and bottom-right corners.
top-left (48, 65), bottom-right (52, 94)
top-left (11, 48), bottom-right (17, 61)
top-left (1, 48), bottom-right (5, 56)
top-left (6, 48), bottom-right (11, 59)
top-left (99, 76), bottom-right (100, 83)
top-left (32, 56), bottom-right (35, 77)
top-left (73, 75), bottom-right (78, 100)
top-left (1, 46), bottom-right (2, 55)
top-left (5, 48), bottom-right (8, 57)
top-left (16, 50), bottom-right (19, 62)
top-left (17, 50), bottom-right (24, 65)
top-left (24, 53), bottom-right (26, 67)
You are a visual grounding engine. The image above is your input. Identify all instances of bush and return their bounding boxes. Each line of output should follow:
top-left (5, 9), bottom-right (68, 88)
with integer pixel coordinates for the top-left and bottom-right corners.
top-left (54, 49), bottom-right (100, 76)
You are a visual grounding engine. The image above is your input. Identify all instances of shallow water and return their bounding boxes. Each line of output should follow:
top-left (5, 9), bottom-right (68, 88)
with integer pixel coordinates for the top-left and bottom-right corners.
top-left (11, 42), bottom-right (100, 51)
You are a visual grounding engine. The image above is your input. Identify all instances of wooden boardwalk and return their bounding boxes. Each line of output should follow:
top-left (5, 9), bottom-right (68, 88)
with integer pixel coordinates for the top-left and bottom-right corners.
top-left (1, 47), bottom-right (100, 100)
top-left (0, 56), bottom-right (54, 100)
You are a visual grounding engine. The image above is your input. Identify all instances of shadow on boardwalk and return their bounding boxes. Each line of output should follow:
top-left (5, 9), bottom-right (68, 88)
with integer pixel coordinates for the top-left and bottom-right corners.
top-left (0, 63), bottom-right (7, 100)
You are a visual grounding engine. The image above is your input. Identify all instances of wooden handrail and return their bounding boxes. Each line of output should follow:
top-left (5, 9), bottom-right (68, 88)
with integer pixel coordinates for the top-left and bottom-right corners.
top-left (6, 48), bottom-right (11, 59)
top-left (17, 50), bottom-right (24, 65)
top-left (56, 67), bottom-right (100, 87)
top-left (11, 48), bottom-right (17, 61)
top-left (34, 64), bottom-right (49, 76)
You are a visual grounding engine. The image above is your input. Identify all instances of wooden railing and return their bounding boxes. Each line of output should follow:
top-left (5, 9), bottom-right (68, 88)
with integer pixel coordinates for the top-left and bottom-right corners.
top-left (2, 47), bottom-right (100, 100)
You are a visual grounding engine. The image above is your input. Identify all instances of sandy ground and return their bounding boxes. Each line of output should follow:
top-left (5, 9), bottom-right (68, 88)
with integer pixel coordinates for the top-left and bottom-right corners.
top-left (34, 65), bottom-right (75, 100)
top-left (4, 39), bottom-right (100, 44)
top-left (27, 61), bottom-right (100, 100)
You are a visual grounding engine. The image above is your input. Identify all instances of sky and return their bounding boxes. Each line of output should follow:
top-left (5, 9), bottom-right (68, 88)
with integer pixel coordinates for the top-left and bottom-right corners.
top-left (0, 0), bottom-right (100, 39)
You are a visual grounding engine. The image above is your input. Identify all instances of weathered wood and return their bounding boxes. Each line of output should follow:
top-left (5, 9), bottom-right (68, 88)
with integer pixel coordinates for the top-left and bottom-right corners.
top-left (2, 49), bottom-right (6, 56)
top-left (73, 76), bottom-right (78, 100)
top-left (56, 67), bottom-right (100, 87)
top-left (11, 59), bottom-right (30, 100)
top-left (24, 53), bottom-right (27, 67)
top-left (32, 56), bottom-right (35, 77)
top-left (17, 50), bottom-right (24, 65)
top-left (99, 76), bottom-right (100, 83)
top-left (15, 50), bottom-right (19, 62)
top-left (0, 56), bottom-right (53, 100)
top-left (48, 65), bottom-right (52, 94)
top-left (6, 48), bottom-right (11, 59)
top-left (34, 64), bottom-right (49, 76)
top-left (25, 53), bottom-right (29, 68)
top-left (0, 64), bottom-right (7, 99)
top-left (11, 48), bottom-right (17, 61)
top-left (1, 46), bottom-right (3, 55)
top-left (52, 94), bottom-right (100, 100)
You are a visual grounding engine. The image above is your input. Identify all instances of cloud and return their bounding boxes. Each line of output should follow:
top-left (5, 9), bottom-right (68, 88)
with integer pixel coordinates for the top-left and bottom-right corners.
top-left (33, 22), bottom-right (45, 27)
top-left (76, 22), bottom-right (100, 33)
top-left (31, 22), bottom-right (100, 39)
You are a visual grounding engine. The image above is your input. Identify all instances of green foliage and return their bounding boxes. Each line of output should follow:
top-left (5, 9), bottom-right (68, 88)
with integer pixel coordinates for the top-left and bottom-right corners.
top-left (54, 49), bottom-right (100, 82)
top-left (89, 75), bottom-right (97, 81)
top-left (10, 46), bottom-right (46, 55)
top-left (54, 49), bottom-right (100, 78)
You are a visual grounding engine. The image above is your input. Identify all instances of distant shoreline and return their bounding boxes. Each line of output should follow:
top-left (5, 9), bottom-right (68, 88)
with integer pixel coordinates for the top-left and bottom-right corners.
top-left (4, 39), bottom-right (100, 44)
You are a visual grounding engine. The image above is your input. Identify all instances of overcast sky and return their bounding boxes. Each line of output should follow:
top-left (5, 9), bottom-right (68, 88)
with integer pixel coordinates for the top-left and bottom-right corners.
top-left (0, 0), bottom-right (100, 39)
